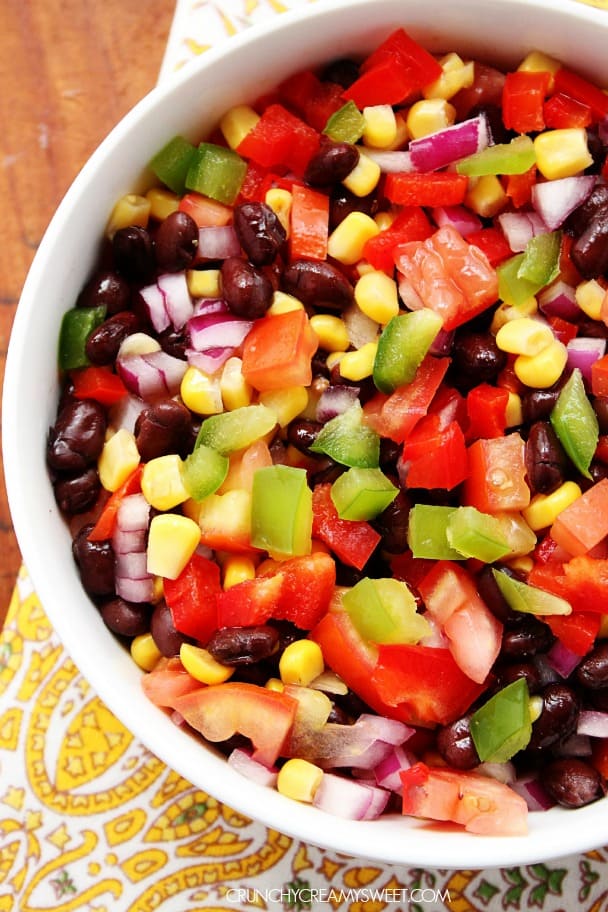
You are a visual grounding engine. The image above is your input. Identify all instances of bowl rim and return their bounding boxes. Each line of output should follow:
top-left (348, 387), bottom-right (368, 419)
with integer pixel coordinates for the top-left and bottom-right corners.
top-left (4, 0), bottom-right (608, 870)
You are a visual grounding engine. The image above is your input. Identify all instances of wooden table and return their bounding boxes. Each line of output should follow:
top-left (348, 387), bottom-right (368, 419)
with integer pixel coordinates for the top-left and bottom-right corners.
top-left (0, 0), bottom-right (175, 625)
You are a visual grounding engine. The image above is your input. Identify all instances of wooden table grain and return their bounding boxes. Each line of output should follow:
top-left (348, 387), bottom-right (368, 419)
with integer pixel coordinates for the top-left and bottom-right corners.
top-left (0, 0), bottom-right (176, 625)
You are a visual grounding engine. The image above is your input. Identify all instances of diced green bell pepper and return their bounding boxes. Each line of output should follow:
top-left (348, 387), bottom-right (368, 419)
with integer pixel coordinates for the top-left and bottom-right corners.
top-left (58, 305), bottom-right (106, 371)
top-left (342, 576), bottom-right (431, 645)
top-left (456, 135), bottom-right (536, 176)
top-left (407, 503), bottom-right (462, 560)
top-left (195, 404), bottom-right (277, 455)
top-left (180, 444), bottom-right (229, 502)
top-left (550, 367), bottom-right (598, 480)
top-left (186, 142), bottom-right (248, 205)
top-left (492, 568), bottom-right (572, 616)
top-left (309, 400), bottom-right (380, 467)
top-left (149, 135), bottom-right (197, 195)
top-left (250, 465), bottom-right (312, 557)
top-left (517, 230), bottom-right (561, 288)
top-left (446, 506), bottom-right (512, 562)
top-left (330, 467), bottom-right (398, 521)
top-left (323, 101), bottom-right (365, 143)
top-left (373, 308), bottom-right (443, 394)
top-left (496, 254), bottom-right (541, 307)
top-left (470, 678), bottom-right (532, 763)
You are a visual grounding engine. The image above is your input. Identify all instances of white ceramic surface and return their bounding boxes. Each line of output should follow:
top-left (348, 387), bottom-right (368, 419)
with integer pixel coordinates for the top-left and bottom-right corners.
top-left (4, 0), bottom-right (608, 869)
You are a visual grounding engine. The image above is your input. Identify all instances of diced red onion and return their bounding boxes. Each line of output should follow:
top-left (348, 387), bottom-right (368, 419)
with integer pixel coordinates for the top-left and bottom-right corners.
top-left (538, 280), bottom-right (579, 321)
top-left (312, 772), bottom-right (389, 820)
top-left (431, 205), bottom-right (482, 237)
top-left (140, 282), bottom-right (170, 334)
top-left (157, 272), bottom-right (194, 330)
top-left (511, 774), bottom-right (555, 811)
top-left (117, 351), bottom-right (188, 400)
top-left (429, 327), bottom-right (454, 356)
top-left (193, 297), bottom-right (230, 317)
top-left (113, 494), bottom-right (153, 604)
top-left (188, 313), bottom-right (254, 352)
top-left (531, 174), bottom-right (596, 231)
top-left (113, 527), bottom-right (147, 554)
top-left (567, 337), bottom-right (606, 383)
top-left (114, 493), bottom-right (149, 532)
top-left (373, 743), bottom-right (416, 792)
top-left (227, 747), bottom-right (278, 787)
top-left (356, 713), bottom-right (414, 745)
top-left (195, 225), bottom-right (241, 262)
top-left (546, 637), bottom-right (583, 678)
top-left (186, 347), bottom-right (233, 375)
top-left (497, 211), bottom-right (547, 253)
top-left (408, 114), bottom-right (490, 172)
top-left (476, 760), bottom-right (516, 784)
top-left (363, 149), bottom-right (413, 173)
top-left (343, 303), bottom-right (380, 348)
top-left (316, 385), bottom-right (360, 423)
top-left (115, 576), bottom-right (155, 603)
top-left (577, 710), bottom-right (608, 738)
top-left (115, 550), bottom-right (149, 580)
top-left (108, 394), bottom-right (147, 434)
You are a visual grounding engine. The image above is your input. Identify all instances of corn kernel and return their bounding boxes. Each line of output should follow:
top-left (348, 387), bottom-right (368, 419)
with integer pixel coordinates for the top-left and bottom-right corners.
top-left (265, 677), bottom-right (284, 692)
top-left (180, 643), bottom-right (233, 684)
top-left (505, 555), bottom-right (534, 575)
top-left (223, 555), bottom-right (257, 588)
top-left (529, 695), bottom-right (544, 724)
top-left (495, 317), bottom-right (555, 356)
top-left (117, 332), bottom-right (161, 358)
top-left (514, 339), bottom-right (568, 388)
top-left (265, 188), bottom-right (292, 235)
top-left (277, 758), bottom-right (324, 803)
top-left (267, 290), bottom-right (304, 315)
top-left (326, 351), bottom-right (345, 372)
top-left (147, 513), bottom-right (201, 579)
top-left (181, 366), bottom-right (224, 414)
top-left (517, 51), bottom-right (560, 90)
top-left (141, 454), bottom-right (189, 511)
top-left (106, 193), bottom-right (150, 239)
top-left (384, 111), bottom-right (409, 151)
top-left (505, 391), bottom-right (523, 427)
top-left (219, 104), bottom-right (260, 149)
top-left (354, 270), bottom-right (400, 324)
top-left (576, 279), bottom-right (606, 320)
top-left (279, 640), bottom-right (324, 686)
top-left (186, 268), bottom-right (222, 299)
top-left (465, 174), bottom-right (507, 218)
top-left (342, 151), bottom-right (381, 197)
top-left (522, 480), bottom-right (582, 531)
top-left (362, 104), bottom-right (397, 149)
top-left (98, 429), bottom-right (140, 493)
top-left (339, 342), bottom-right (378, 381)
top-left (490, 300), bottom-right (538, 332)
top-left (220, 357), bottom-right (253, 411)
top-left (374, 211), bottom-right (396, 232)
top-left (406, 98), bottom-right (456, 139)
top-left (130, 633), bottom-right (162, 672)
top-left (260, 386), bottom-right (309, 427)
top-left (534, 128), bottom-right (593, 180)
top-left (327, 211), bottom-right (380, 265)
top-left (309, 314), bottom-right (350, 352)
top-left (423, 53), bottom-right (475, 100)
top-left (146, 187), bottom-right (180, 221)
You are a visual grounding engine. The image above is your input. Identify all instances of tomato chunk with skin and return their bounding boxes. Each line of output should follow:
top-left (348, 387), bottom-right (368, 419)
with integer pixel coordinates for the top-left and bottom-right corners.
top-left (363, 355), bottom-right (450, 443)
top-left (172, 682), bottom-right (298, 767)
top-left (312, 483), bottom-right (381, 569)
top-left (141, 657), bottom-right (200, 707)
top-left (463, 433), bottom-right (530, 512)
top-left (163, 553), bottom-right (221, 644)
top-left (259, 551), bottom-right (336, 629)
top-left (400, 762), bottom-right (528, 835)
top-left (242, 309), bottom-right (318, 392)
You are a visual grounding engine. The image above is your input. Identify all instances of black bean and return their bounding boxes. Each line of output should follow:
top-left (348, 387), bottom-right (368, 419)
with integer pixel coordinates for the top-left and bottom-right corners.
top-left (220, 256), bottom-right (273, 318)
top-left (321, 58), bottom-right (360, 88)
top-left (495, 660), bottom-right (542, 694)
top-left (437, 715), bottom-right (479, 769)
top-left (571, 212), bottom-right (608, 279)
top-left (476, 565), bottom-right (518, 623)
top-left (85, 311), bottom-right (140, 365)
top-left (589, 687), bottom-right (608, 712)
top-left (100, 597), bottom-right (151, 637)
top-left (112, 226), bottom-right (155, 282)
top-left (594, 397), bottom-right (608, 434)
top-left (502, 615), bottom-right (555, 659)
top-left (542, 758), bottom-right (606, 808)
top-left (577, 318), bottom-right (608, 340)
top-left (304, 140), bottom-right (360, 187)
top-left (565, 182), bottom-right (608, 236)
top-left (282, 259), bottom-right (354, 311)
top-left (154, 210), bottom-right (199, 272)
top-left (134, 398), bottom-right (193, 462)
top-left (528, 682), bottom-right (580, 751)
top-left (77, 270), bottom-right (131, 314)
top-left (372, 490), bottom-right (410, 554)
top-left (54, 468), bottom-right (100, 515)
top-left (72, 524), bottom-right (115, 597)
top-left (47, 399), bottom-right (107, 473)
top-left (158, 325), bottom-right (188, 360)
top-left (329, 188), bottom-right (378, 230)
top-left (287, 418), bottom-right (323, 455)
top-left (521, 385), bottom-right (564, 424)
top-left (525, 421), bottom-right (568, 495)
top-left (150, 602), bottom-right (189, 657)
top-left (576, 642), bottom-right (608, 690)
top-left (327, 703), bottom-right (351, 725)
top-left (450, 329), bottom-right (507, 391)
top-left (233, 202), bottom-right (286, 267)
top-left (206, 625), bottom-right (280, 665)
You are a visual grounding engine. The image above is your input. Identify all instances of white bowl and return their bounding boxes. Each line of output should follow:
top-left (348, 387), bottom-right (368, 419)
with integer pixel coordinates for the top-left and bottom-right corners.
top-left (4, 0), bottom-right (608, 870)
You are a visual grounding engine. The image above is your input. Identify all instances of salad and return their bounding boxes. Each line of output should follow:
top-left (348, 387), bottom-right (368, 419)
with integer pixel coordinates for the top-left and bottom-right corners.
top-left (46, 26), bottom-right (608, 836)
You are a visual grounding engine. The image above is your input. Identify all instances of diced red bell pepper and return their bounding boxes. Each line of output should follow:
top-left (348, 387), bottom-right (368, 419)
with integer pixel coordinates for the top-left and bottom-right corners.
top-left (278, 68), bottom-right (322, 117)
top-left (389, 549), bottom-right (432, 590)
top-left (236, 103), bottom-right (320, 177)
top-left (362, 354), bottom-right (449, 443)
top-left (289, 183), bottom-right (329, 261)
top-left (400, 415), bottom-right (468, 490)
top-left (163, 553), bottom-right (221, 644)
top-left (502, 70), bottom-right (551, 134)
top-left (543, 92), bottom-right (592, 129)
top-left (465, 383), bottom-right (509, 441)
top-left (70, 366), bottom-right (128, 407)
top-left (384, 172), bottom-right (469, 208)
top-left (528, 555), bottom-right (608, 615)
top-left (595, 435), bottom-right (608, 466)
top-left (591, 354), bottom-right (608, 398)
top-left (362, 206), bottom-right (433, 274)
top-left (546, 315), bottom-right (578, 346)
top-left (278, 70), bottom-right (344, 132)
top-left (463, 433), bottom-right (530, 512)
top-left (503, 166), bottom-right (538, 210)
top-left (553, 67), bottom-right (608, 122)
top-left (87, 465), bottom-right (144, 542)
top-left (259, 551), bottom-right (336, 629)
top-left (216, 573), bottom-right (284, 628)
top-left (543, 611), bottom-right (601, 657)
top-left (311, 483), bottom-right (381, 570)
top-left (236, 161), bottom-right (273, 204)
top-left (242, 308), bottom-right (319, 392)
top-left (467, 226), bottom-right (513, 265)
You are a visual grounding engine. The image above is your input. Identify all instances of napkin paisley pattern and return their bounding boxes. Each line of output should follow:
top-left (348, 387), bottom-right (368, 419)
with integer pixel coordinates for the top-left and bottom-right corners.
top-left (3, 0), bottom-right (608, 908)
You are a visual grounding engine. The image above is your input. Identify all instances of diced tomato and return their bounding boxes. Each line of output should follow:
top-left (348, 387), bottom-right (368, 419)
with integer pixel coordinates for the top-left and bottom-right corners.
top-left (363, 206), bottom-right (433, 274)
top-left (163, 553), bottom-right (221, 644)
top-left (289, 183), bottom-right (329, 261)
top-left (503, 166), bottom-right (538, 210)
top-left (141, 657), bottom-right (200, 707)
top-left (591, 354), bottom-right (608, 398)
top-left (595, 435), bottom-right (608, 466)
top-left (543, 92), bottom-right (592, 129)
top-left (543, 611), bottom-right (601, 657)
top-left (529, 556), bottom-right (608, 615)
top-left (173, 682), bottom-right (298, 767)
top-left (242, 309), bottom-right (319, 392)
top-left (312, 483), bottom-right (381, 570)
top-left (179, 192), bottom-right (233, 226)
top-left (502, 70), bottom-right (551, 134)
top-left (550, 478), bottom-right (608, 556)
top-left (385, 172), bottom-right (469, 208)
top-left (465, 383), bottom-right (509, 440)
top-left (463, 433), bottom-right (530, 512)
top-left (70, 366), bottom-right (128, 406)
top-left (87, 465), bottom-right (144, 542)
top-left (467, 226), bottom-right (513, 265)
top-left (400, 762), bottom-right (528, 835)
top-left (400, 415), bottom-right (468, 490)
top-left (236, 103), bottom-right (320, 177)
top-left (259, 551), bottom-right (336, 629)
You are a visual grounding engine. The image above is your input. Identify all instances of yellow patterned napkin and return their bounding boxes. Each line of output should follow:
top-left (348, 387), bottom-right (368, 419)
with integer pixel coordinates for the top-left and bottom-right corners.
top-left (3, 1), bottom-right (608, 909)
